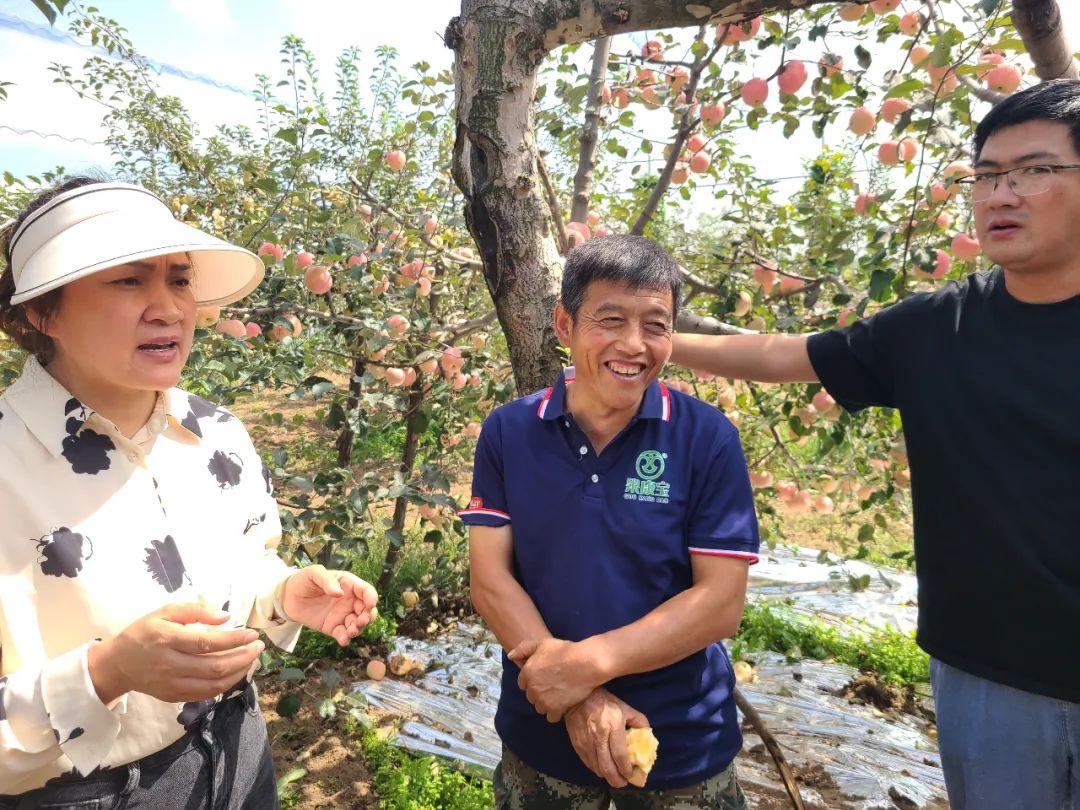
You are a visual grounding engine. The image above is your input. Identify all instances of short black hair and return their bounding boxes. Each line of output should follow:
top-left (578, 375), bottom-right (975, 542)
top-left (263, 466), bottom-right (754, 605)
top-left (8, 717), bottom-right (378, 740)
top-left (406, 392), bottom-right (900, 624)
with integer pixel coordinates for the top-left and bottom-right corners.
top-left (560, 235), bottom-right (682, 322)
top-left (974, 78), bottom-right (1080, 160)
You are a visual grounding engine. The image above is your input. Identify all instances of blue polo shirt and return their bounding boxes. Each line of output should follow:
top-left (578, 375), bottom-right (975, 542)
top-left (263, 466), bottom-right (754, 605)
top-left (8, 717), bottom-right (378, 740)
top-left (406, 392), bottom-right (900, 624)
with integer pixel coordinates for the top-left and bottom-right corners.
top-left (460, 368), bottom-right (759, 790)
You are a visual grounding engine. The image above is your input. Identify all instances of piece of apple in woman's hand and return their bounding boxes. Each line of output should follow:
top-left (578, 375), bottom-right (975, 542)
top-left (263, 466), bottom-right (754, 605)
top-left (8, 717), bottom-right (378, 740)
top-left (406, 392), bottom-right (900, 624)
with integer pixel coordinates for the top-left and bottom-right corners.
top-left (626, 726), bottom-right (659, 787)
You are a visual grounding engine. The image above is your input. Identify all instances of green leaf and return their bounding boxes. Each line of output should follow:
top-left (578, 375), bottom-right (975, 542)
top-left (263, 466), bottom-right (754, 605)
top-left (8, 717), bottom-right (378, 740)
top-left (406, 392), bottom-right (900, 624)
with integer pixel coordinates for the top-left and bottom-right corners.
top-left (30, 0), bottom-right (58, 25)
top-left (868, 269), bottom-right (895, 301)
top-left (275, 128), bottom-right (298, 145)
top-left (386, 530), bottom-right (405, 549)
top-left (423, 529), bottom-right (443, 544)
top-left (253, 177), bottom-right (278, 195)
top-left (318, 698), bottom-right (337, 719)
top-left (280, 667), bottom-right (306, 682)
top-left (855, 45), bottom-right (872, 70)
top-left (858, 523), bottom-right (876, 542)
top-left (884, 78), bottom-right (922, 99)
top-left (276, 767), bottom-right (307, 792)
top-left (276, 693), bottom-right (301, 719)
top-left (413, 410), bottom-right (429, 434)
top-left (321, 668), bottom-right (342, 691)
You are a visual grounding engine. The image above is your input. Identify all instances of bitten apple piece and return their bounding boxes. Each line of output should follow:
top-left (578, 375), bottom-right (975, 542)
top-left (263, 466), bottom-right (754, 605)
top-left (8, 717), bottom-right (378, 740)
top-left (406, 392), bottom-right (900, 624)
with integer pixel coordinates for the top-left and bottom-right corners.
top-left (625, 726), bottom-right (659, 787)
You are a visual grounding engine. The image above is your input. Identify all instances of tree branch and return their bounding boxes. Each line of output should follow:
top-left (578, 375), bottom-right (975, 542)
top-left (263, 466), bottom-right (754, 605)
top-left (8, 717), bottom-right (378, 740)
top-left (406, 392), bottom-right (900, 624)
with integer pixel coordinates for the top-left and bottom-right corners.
top-left (675, 310), bottom-right (754, 335)
top-left (537, 151), bottom-right (570, 254)
top-left (541, 0), bottom-right (836, 50)
top-left (223, 303), bottom-right (366, 327)
top-left (447, 310), bottom-right (497, 341)
top-left (345, 178), bottom-right (484, 270)
top-left (921, 0), bottom-right (1007, 104)
top-left (734, 688), bottom-right (806, 810)
top-left (222, 302), bottom-right (489, 341)
top-left (1011, 0), bottom-right (1078, 80)
top-left (631, 28), bottom-right (722, 234)
top-left (570, 36), bottom-right (611, 223)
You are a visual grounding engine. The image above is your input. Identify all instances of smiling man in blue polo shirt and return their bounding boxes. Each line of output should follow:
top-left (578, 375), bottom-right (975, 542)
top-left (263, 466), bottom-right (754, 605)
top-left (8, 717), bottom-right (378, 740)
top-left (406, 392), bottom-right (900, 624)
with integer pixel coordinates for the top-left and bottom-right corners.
top-left (461, 235), bottom-right (759, 808)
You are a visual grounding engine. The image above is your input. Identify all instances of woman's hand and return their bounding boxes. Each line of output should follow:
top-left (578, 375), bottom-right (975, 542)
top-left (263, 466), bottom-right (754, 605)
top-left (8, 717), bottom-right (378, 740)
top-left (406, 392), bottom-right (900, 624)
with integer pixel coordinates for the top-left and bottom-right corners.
top-left (88, 602), bottom-right (265, 705)
top-left (280, 566), bottom-right (379, 646)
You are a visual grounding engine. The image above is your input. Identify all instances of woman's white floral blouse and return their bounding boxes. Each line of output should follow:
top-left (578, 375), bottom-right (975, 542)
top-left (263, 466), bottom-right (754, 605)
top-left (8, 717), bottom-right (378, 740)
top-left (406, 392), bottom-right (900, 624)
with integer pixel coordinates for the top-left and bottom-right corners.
top-left (0, 357), bottom-right (300, 794)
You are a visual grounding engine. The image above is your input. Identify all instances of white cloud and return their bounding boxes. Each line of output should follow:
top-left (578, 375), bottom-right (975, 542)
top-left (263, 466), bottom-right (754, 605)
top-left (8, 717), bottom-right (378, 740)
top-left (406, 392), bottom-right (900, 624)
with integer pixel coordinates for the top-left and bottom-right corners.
top-left (167, 0), bottom-right (235, 31)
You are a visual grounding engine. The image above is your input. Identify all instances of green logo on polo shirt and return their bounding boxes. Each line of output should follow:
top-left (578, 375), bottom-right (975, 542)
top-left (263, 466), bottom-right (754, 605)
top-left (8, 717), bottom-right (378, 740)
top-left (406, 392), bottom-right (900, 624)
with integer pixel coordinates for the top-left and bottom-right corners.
top-left (635, 450), bottom-right (665, 480)
top-left (626, 450), bottom-right (670, 504)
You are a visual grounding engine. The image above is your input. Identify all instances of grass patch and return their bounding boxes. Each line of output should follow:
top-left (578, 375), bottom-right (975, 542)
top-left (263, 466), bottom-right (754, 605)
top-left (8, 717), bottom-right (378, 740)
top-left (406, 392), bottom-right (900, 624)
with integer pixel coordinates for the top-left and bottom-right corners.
top-left (360, 727), bottom-right (494, 810)
top-left (286, 611), bottom-right (399, 665)
top-left (731, 600), bottom-right (929, 686)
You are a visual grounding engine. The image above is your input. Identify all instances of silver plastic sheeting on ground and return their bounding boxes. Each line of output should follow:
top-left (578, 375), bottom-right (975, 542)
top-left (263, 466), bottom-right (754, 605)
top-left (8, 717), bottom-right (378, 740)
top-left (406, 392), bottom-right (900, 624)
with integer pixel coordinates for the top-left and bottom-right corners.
top-left (734, 652), bottom-right (945, 808)
top-left (354, 547), bottom-right (947, 808)
top-left (750, 544), bottom-right (920, 635)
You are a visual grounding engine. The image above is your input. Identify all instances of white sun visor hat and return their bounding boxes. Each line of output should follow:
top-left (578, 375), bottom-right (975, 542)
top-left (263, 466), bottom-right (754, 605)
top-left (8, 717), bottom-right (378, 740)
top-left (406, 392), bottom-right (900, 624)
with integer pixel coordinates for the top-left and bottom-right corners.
top-left (8, 182), bottom-right (265, 307)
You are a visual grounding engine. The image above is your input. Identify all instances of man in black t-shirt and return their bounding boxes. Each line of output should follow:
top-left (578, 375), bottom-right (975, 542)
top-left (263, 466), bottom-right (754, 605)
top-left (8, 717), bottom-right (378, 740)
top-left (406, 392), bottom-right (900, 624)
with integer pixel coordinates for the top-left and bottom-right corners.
top-left (673, 80), bottom-right (1080, 810)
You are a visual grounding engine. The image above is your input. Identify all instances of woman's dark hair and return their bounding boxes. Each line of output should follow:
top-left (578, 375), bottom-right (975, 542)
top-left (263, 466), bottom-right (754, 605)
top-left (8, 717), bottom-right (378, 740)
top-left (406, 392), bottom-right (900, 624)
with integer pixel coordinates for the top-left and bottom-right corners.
top-left (0, 176), bottom-right (105, 364)
top-left (974, 78), bottom-right (1080, 160)
top-left (561, 234), bottom-right (683, 322)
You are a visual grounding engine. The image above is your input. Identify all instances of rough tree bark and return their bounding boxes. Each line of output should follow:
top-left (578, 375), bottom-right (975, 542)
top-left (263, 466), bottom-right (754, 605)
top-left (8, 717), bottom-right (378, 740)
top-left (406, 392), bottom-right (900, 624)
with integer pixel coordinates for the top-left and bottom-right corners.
top-left (446, 0), bottom-right (1075, 394)
top-left (570, 36), bottom-right (611, 223)
top-left (1011, 0), bottom-right (1078, 80)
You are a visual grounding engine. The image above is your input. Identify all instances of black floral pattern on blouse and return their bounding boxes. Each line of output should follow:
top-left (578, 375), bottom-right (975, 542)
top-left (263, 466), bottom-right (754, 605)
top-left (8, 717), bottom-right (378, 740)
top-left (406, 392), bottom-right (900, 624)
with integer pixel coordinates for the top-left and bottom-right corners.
top-left (60, 398), bottom-right (114, 475)
top-left (34, 527), bottom-right (93, 578)
top-left (177, 699), bottom-right (215, 731)
top-left (144, 535), bottom-right (188, 593)
top-left (243, 513), bottom-right (267, 535)
top-left (261, 460), bottom-right (273, 495)
top-left (208, 451), bottom-right (243, 490)
top-left (180, 394), bottom-right (233, 437)
top-left (50, 724), bottom-right (85, 745)
top-left (180, 409), bottom-right (203, 438)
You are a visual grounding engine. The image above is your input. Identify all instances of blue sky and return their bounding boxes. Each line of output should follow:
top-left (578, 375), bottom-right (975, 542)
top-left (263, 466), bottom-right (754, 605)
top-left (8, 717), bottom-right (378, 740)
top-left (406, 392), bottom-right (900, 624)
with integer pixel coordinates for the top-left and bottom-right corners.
top-left (2, 1), bottom-right (1078, 209)
top-left (0, 0), bottom-right (457, 177)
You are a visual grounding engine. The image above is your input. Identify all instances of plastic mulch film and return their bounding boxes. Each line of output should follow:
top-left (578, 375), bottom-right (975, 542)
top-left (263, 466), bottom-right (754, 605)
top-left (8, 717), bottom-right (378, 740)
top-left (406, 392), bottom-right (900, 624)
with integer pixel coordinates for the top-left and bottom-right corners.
top-left (749, 544), bottom-right (920, 634)
top-left (354, 548), bottom-right (947, 808)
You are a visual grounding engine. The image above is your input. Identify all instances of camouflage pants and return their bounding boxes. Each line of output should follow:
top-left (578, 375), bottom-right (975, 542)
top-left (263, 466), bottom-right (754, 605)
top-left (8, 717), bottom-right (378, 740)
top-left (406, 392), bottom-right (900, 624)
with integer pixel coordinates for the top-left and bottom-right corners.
top-left (493, 747), bottom-right (747, 810)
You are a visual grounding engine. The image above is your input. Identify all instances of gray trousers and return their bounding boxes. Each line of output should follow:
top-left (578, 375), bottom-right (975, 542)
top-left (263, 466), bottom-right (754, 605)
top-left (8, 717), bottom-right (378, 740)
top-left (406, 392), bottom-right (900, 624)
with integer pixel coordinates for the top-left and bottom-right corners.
top-left (0, 685), bottom-right (278, 810)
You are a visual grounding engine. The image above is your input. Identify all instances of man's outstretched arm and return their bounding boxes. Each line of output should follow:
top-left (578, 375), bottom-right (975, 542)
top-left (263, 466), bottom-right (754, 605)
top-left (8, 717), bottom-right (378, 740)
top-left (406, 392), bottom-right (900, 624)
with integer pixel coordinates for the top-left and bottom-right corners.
top-left (671, 333), bottom-right (818, 383)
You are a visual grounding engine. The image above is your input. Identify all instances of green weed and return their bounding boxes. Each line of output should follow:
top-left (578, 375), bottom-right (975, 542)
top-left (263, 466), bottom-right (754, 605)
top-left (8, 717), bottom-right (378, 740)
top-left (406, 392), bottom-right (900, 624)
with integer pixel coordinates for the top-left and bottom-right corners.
top-left (360, 728), bottom-right (494, 810)
top-left (731, 600), bottom-right (929, 686)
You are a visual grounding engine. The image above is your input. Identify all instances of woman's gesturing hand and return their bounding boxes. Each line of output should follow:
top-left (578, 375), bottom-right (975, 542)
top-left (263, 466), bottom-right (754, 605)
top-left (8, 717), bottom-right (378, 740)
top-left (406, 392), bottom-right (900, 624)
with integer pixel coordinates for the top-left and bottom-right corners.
top-left (280, 565), bottom-right (379, 646)
top-left (88, 602), bottom-right (265, 705)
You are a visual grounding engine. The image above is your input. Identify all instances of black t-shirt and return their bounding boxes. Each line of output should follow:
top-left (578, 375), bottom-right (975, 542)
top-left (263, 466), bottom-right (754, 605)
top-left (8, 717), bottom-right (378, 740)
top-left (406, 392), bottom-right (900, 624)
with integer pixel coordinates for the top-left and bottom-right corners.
top-left (808, 268), bottom-right (1080, 702)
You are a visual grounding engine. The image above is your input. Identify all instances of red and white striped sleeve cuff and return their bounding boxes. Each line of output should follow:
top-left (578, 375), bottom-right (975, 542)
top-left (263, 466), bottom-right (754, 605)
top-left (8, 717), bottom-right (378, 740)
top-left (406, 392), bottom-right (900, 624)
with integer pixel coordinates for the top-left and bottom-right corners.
top-left (688, 547), bottom-right (760, 564)
top-left (457, 506), bottom-right (512, 526)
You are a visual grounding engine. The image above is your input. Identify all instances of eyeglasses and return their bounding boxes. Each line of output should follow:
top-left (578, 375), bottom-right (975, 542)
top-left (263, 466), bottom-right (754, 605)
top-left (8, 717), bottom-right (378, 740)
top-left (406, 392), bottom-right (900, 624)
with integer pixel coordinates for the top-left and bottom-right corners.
top-left (951, 164), bottom-right (1080, 202)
